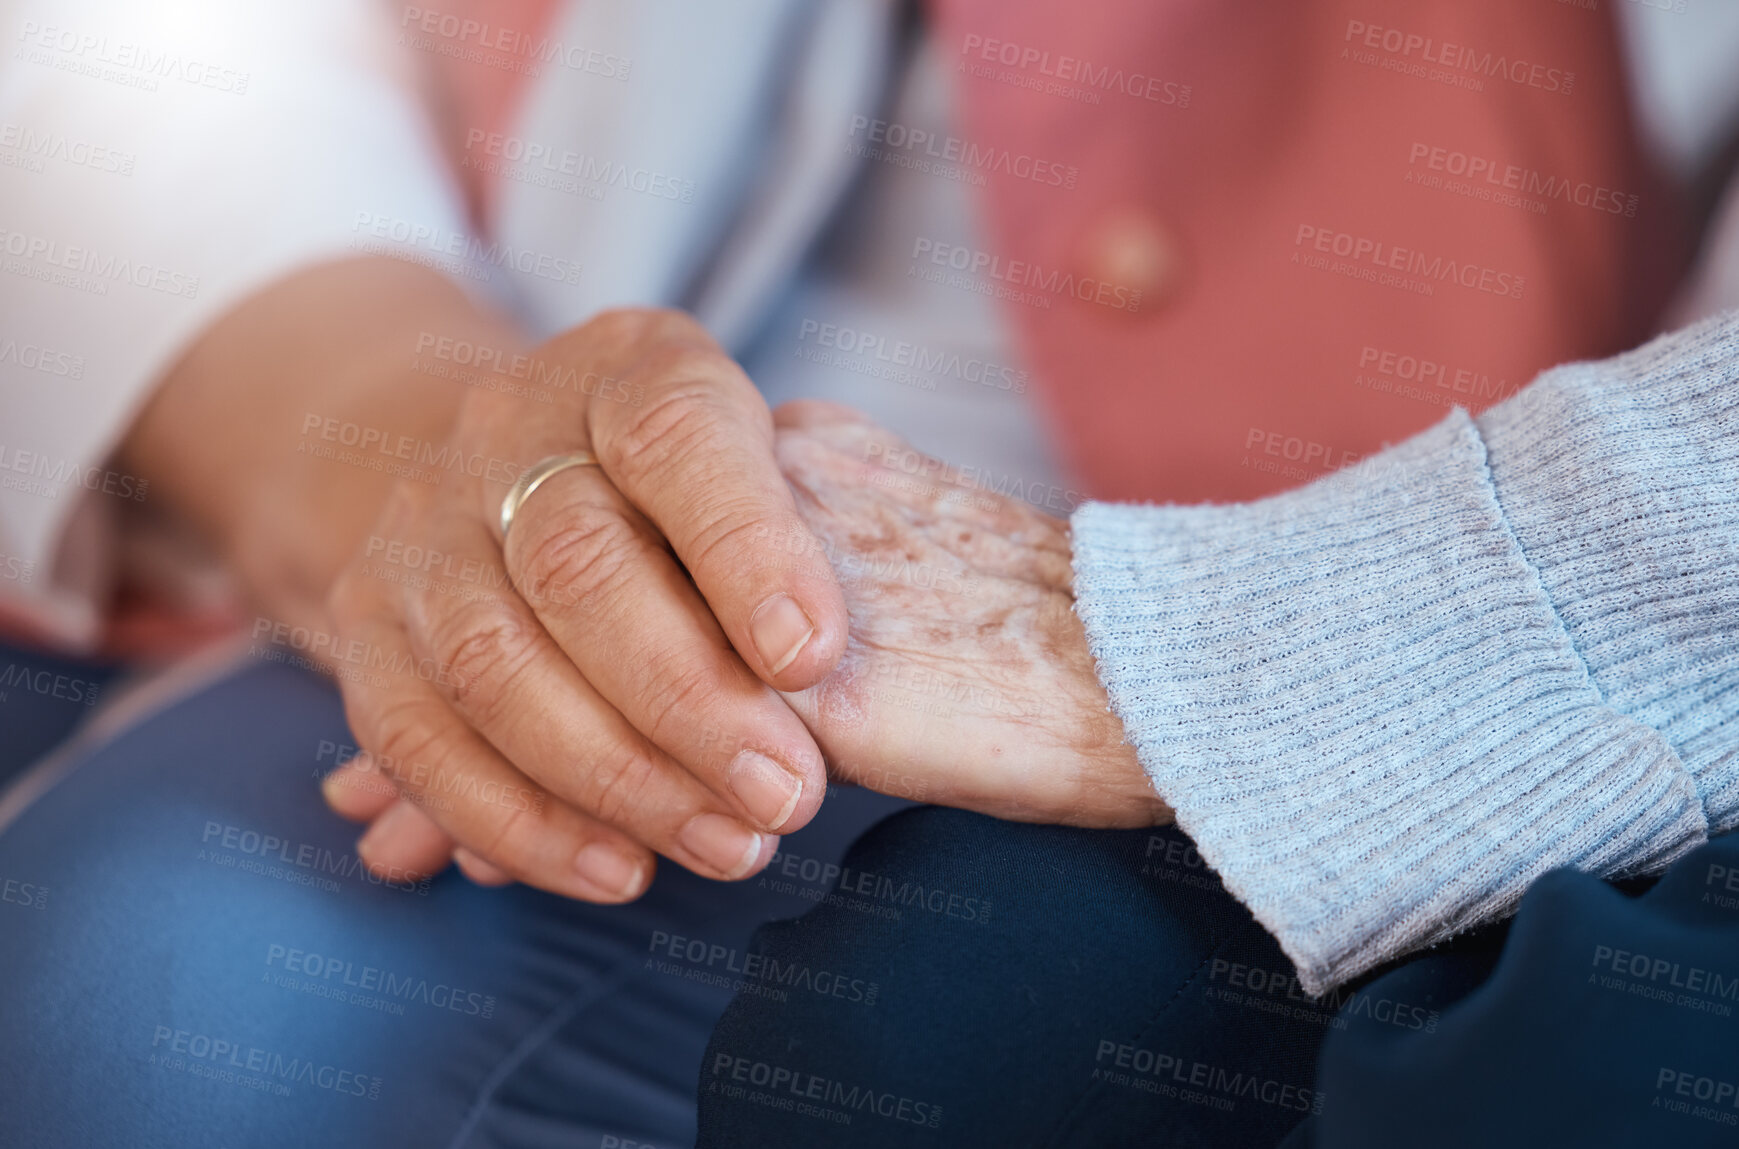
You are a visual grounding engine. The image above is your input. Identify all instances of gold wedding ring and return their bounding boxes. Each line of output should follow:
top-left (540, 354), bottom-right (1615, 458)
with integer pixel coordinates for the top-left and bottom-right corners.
top-left (498, 450), bottom-right (601, 542)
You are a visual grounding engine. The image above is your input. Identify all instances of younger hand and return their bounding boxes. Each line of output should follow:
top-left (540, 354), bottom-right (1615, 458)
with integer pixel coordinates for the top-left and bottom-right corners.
top-left (321, 311), bottom-right (851, 898)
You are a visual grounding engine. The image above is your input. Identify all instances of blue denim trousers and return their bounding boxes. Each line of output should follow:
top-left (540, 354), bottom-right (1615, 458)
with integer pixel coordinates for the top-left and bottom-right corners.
top-left (696, 809), bottom-right (1739, 1148)
top-left (0, 643), bottom-right (904, 1149)
top-left (9, 639), bottom-right (1739, 1148)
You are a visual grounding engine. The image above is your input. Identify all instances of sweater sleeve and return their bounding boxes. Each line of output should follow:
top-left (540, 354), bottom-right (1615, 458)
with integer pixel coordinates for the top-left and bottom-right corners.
top-left (1069, 313), bottom-right (1739, 995)
top-left (0, 0), bottom-right (469, 648)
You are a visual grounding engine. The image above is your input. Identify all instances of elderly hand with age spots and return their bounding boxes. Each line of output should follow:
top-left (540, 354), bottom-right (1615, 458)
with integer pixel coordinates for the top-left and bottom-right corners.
top-left (769, 401), bottom-right (1172, 828)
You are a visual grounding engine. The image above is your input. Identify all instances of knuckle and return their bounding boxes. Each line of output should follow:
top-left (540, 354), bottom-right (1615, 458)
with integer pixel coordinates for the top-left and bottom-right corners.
top-left (578, 306), bottom-right (663, 350)
top-left (683, 503), bottom-right (800, 585)
top-left (327, 485), bottom-right (432, 627)
top-left (557, 307), bottom-right (698, 368)
top-left (422, 598), bottom-right (540, 724)
top-left (324, 567), bottom-right (369, 631)
top-left (635, 657), bottom-right (725, 752)
top-left (355, 693), bottom-right (448, 787)
top-left (641, 343), bottom-right (745, 393)
top-left (512, 503), bottom-right (641, 613)
top-left (476, 802), bottom-right (537, 872)
top-left (605, 381), bottom-right (737, 486)
top-left (582, 747), bottom-right (662, 827)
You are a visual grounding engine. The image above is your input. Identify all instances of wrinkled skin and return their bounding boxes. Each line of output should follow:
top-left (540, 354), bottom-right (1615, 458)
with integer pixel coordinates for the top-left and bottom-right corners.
top-left (771, 401), bottom-right (1173, 829)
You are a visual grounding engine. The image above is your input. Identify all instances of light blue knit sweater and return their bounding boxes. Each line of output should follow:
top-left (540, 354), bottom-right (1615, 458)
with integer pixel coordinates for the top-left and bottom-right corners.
top-left (1070, 314), bottom-right (1739, 996)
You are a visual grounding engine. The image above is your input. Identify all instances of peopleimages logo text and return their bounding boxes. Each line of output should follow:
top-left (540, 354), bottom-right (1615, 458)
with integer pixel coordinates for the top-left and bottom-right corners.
top-left (848, 116), bottom-right (1077, 189)
top-left (911, 237), bottom-right (1142, 312)
top-left (0, 227), bottom-right (199, 299)
top-left (1294, 224), bottom-right (1524, 300)
top-left (958, 35), bottom-right (1191, 106)
top-left (1343, 20), bottom-right (1574, 95)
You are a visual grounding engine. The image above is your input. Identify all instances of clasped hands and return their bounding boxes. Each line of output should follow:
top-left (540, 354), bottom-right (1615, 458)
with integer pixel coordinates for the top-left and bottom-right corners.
top-left (321, 309), bottom-right (1169, 901)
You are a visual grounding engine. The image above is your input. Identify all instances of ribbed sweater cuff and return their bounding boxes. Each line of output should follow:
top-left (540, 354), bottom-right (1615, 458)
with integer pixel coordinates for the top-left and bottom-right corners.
top-left (1478, 316), bottom-right (1739, 831)
top-left (1071, 409), bottom-right (1708, 996)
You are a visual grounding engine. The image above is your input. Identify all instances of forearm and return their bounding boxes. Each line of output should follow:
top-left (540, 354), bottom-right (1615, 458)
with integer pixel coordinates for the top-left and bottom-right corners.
top-left (118, 257), bottom-right (526, 632)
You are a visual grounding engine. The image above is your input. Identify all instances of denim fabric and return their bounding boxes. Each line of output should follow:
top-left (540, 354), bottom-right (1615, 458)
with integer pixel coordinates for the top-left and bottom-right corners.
top-left (0, 638), bottom-right (121, 786)
top-left (0, 650), bottom-right (904, 1149)
top-left (697, 807), bottom-right (1351, 1148)
top-left (700, 804), bottom-right (1739, 1148)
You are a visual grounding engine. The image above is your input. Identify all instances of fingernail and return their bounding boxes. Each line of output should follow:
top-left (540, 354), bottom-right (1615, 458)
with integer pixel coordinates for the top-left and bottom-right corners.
top-left (574, 842), bottom-right (647, 899)
top-left (750, 593), bottom-right (815, 676)
top-left (728, 749), bottom-right (804, 830)
top-left (680, 813), bottom-right (765, 880)
top-left (358, 800), bottom-right (417, 861)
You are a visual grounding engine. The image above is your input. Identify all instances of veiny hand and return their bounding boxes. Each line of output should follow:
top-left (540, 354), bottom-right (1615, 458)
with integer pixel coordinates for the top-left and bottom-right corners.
top-left (319, 310), bottom-right (850, 900)
top-left (769, 402), bottom-right (1172, 828)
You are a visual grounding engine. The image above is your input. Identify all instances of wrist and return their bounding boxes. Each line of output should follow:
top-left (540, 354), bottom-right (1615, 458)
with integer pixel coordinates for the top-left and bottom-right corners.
top-left (123, 257), bottom-right (523, 628)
